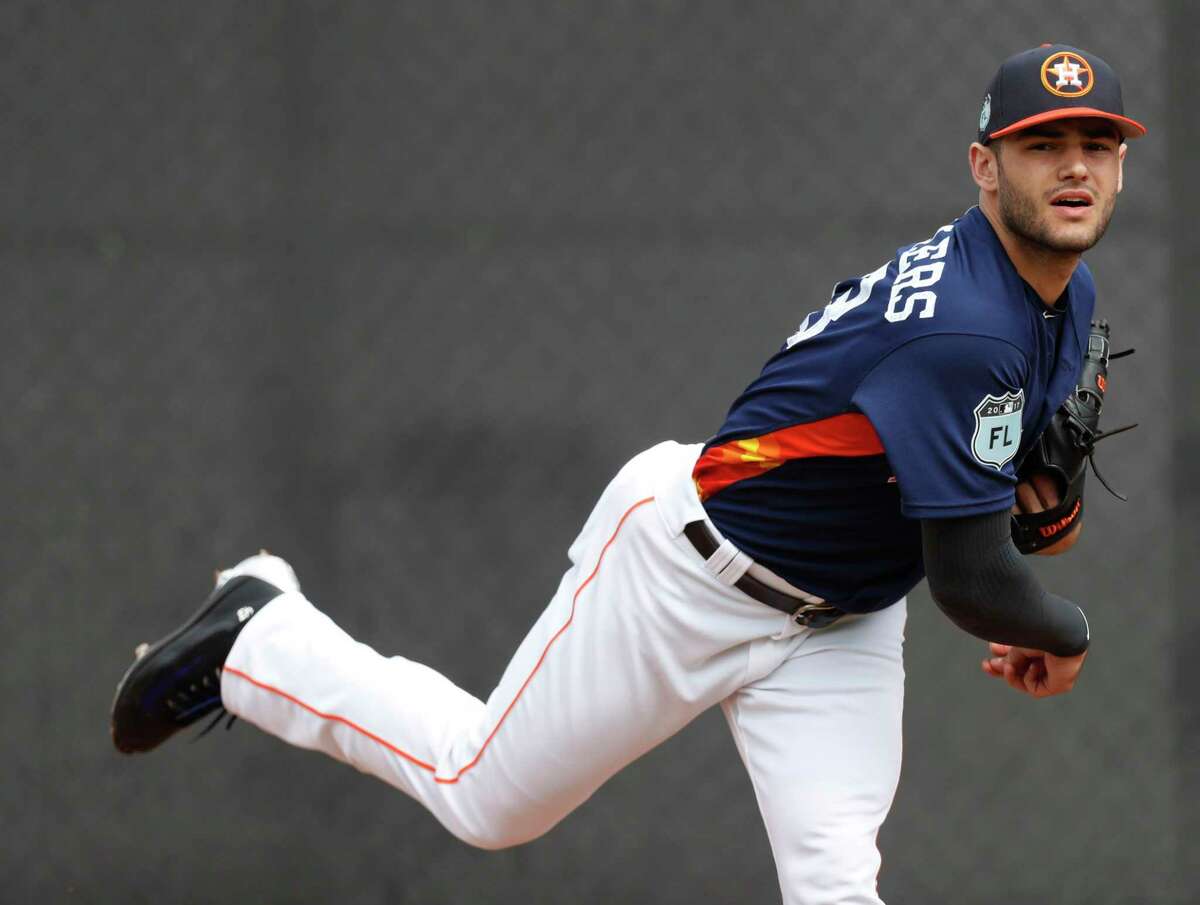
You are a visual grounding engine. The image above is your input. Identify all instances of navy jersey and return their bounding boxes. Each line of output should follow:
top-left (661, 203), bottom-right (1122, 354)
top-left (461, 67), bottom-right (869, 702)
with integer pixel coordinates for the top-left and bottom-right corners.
top-left (696, 206), bottom-right (1094, 613)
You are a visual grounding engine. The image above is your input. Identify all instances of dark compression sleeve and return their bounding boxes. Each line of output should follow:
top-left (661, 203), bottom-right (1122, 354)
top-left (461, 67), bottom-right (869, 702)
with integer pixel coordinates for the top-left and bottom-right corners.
top-left (921, 510), bottom-right (1090, 657)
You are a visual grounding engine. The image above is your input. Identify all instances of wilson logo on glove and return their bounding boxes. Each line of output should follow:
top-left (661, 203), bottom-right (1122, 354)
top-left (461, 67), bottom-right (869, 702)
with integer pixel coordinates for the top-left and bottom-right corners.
top-left (1037, 498), bottom-right (1083, 539)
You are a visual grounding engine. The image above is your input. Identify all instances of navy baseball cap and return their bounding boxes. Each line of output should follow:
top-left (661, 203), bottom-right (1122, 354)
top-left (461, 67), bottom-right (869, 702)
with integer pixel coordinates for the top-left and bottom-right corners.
top-left (977, 44), bottom-right (1147, 144)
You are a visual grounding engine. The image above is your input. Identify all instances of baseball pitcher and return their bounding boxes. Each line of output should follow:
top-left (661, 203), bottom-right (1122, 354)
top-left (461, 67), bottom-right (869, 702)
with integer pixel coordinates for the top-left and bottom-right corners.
top-left (112, 44), bottom-right (1143, 905)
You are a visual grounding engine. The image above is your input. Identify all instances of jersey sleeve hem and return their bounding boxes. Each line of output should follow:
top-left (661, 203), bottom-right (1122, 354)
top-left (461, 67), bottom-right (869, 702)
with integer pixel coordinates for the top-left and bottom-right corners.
top-left (902, 492), bottom-right (1016, 520)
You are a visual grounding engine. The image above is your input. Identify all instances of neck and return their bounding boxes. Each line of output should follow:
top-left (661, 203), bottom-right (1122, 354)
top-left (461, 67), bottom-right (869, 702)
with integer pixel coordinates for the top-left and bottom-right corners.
top-left (978, 195), bottom-right (1079, 307)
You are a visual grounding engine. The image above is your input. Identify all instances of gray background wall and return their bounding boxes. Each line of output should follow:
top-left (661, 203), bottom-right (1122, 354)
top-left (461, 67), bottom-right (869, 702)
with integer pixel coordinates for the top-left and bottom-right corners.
top-left (2, 2), bottom-right (1191, 903)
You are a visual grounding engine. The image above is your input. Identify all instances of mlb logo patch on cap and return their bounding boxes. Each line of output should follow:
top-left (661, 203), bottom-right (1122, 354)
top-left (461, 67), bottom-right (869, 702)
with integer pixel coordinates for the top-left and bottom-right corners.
top-left (977, 44), bottom-right (1146, 144)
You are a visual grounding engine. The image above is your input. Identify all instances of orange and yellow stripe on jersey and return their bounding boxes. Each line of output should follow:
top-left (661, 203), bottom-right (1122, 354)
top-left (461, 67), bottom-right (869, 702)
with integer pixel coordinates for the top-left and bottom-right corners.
top-left (692, 413), bottom-right (885, 502)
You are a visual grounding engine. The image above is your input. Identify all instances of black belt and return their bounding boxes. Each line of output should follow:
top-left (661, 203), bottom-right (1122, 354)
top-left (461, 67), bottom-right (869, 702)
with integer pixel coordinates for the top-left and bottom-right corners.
top-left (682, 521), bottom-right (846, 629)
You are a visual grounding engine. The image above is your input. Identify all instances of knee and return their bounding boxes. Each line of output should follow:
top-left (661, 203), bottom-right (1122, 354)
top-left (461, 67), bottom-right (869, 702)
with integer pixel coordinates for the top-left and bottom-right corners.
top-left (457, 827), bottom-right (522, 852)
top-left (453, 813), bottom-right (551, 852)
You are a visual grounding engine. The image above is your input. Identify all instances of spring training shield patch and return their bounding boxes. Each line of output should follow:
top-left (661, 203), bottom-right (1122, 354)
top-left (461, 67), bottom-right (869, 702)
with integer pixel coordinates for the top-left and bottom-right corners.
top-left (972, 390), bottom-right (1024, 470)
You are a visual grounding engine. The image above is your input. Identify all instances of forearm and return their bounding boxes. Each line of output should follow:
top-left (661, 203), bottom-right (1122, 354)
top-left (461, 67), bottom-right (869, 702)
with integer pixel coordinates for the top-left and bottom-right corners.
top-left (922, 510), bottom-right (1090, 656)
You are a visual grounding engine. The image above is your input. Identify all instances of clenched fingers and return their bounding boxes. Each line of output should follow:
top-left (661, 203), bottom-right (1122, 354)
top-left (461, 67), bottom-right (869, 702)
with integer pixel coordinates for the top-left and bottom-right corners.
top-left (1012, 472), bottom-right (1062, 515)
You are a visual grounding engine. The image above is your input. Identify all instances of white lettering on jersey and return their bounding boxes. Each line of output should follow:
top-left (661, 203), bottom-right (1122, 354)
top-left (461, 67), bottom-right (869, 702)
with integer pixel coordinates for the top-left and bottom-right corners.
top-left (886, 227), bottom-right (952, 323)
top-left (786, 261), bottom-right (888, 347)
top-left (785, 222), bottom-right (955, 345)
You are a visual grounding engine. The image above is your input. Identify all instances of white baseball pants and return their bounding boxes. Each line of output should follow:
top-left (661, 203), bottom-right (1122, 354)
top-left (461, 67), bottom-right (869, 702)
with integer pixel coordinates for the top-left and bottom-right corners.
top-left (221, 441), bottom-right (907, 905)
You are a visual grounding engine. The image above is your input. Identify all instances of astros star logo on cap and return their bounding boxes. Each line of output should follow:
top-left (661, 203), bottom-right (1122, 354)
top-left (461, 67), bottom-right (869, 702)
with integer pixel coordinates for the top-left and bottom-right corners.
top-left (976, 43), bottom-right (1147, 143)
top-left (1041, 51), bottom-right (1094, 98)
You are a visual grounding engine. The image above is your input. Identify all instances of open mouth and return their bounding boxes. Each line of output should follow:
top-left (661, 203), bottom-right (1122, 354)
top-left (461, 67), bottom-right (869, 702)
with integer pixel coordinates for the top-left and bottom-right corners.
top-left (1050, 193), bottom-right (1093, 208)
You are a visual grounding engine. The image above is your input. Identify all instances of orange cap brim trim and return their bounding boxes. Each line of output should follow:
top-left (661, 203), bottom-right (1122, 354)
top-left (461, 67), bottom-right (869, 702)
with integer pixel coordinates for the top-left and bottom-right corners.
top-left (988, 107), bottom-right (1147, 141)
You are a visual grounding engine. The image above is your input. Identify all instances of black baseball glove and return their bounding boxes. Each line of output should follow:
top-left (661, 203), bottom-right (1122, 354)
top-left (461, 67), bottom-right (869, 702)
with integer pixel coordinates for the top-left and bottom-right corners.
top-left (1010, 319), bottom-right (1136, 554)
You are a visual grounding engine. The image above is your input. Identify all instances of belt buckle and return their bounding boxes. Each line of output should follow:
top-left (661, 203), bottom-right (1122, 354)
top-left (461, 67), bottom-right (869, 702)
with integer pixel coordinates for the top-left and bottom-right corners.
top-left (792, 601), bottom-right (841, 628)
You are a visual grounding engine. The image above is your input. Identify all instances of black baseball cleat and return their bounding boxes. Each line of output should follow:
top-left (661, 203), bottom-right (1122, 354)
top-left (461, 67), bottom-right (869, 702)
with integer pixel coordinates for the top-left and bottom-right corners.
top-left (110, 573), bottom-right (286, 754)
